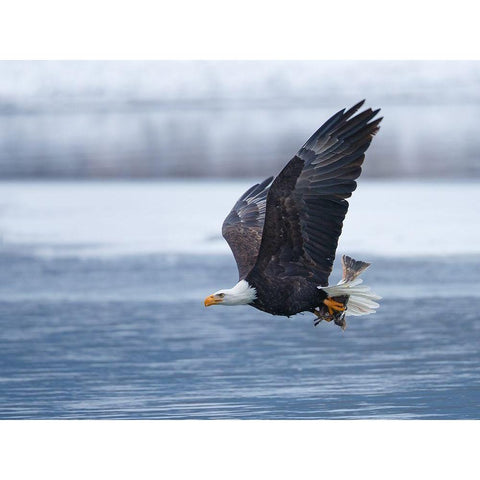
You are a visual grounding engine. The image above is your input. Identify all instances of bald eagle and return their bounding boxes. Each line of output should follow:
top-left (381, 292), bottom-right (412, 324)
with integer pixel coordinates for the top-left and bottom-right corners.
top-left (204, 100), bottom-right (382, 330)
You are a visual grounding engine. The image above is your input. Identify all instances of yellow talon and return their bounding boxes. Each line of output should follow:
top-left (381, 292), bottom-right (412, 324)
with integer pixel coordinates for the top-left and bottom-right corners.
top-left (323, 298), bottom-right (345, 316)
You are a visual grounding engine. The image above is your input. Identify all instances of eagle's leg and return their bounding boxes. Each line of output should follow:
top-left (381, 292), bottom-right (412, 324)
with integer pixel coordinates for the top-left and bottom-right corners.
top-left (323, 297), bottom-right (345, 316)
top-left (313, 308), bottom-right (334, 326)
top-left (313, 297), bottom-right (347, 329)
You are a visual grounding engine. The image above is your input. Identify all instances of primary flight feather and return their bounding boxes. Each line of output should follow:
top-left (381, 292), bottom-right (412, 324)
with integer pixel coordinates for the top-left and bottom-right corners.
top-left (204, 100), bottom-right (382, 330)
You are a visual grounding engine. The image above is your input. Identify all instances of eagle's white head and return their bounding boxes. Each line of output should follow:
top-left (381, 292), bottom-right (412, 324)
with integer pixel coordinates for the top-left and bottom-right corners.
top-left (204, 280), bottom-right (257, 307)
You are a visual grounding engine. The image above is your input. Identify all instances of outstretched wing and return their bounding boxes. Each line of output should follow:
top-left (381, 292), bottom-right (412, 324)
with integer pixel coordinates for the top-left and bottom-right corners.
top-left (222, 176), bottom-right (273, 279)
top-left (249, 100), bottom-right (382, 287)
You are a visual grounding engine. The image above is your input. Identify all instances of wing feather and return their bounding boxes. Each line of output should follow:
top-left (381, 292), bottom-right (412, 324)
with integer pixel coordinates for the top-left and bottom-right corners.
top-left (249, 101), bottom-right (382, 287)
top-left (222, 176), bottom-right (273, 279)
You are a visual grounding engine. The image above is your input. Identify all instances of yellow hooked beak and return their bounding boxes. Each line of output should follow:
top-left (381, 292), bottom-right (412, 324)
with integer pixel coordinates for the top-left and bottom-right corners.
top-left (204, 294), bottom-right (222, 307)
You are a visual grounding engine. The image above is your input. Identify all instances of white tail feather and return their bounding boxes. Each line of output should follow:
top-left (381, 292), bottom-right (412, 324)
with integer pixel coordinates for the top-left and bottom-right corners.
top-left (319, 278), bottom-right (381, 317)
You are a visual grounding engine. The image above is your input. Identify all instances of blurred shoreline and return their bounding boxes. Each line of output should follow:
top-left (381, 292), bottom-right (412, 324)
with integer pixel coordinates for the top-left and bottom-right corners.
top-left (1, 61), bottom-right (479, 179)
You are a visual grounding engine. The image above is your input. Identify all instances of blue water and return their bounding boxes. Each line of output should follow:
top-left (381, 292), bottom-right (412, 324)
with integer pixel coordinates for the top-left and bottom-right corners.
top-left (0, 252), bottom-right (479, 419)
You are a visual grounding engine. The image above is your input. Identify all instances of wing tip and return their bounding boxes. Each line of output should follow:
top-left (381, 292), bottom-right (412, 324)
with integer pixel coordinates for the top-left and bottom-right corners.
top-left (301, 100), bottom-right (381, 154)
top-left (344, 99), bottom-right (366, 118)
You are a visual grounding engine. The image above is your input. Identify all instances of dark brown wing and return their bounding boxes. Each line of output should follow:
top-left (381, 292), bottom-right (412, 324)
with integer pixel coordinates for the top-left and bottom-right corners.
top-left (222, 176), bottom-right (273, 279)
top-left (249, 100), bottom-right (382, 287)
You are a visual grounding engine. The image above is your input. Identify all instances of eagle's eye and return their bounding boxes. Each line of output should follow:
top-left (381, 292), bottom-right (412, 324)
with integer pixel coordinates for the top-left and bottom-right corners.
top-left (218, 293), bottom-right (225, 298)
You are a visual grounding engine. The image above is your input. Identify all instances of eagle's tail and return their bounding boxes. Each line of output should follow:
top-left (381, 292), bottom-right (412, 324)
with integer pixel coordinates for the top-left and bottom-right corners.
top-left (315, 256), bottom-right (381, 329)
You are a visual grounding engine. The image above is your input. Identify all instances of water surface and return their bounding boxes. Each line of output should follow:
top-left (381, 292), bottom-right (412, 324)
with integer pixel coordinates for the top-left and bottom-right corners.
top-left (1, 253), bottom-right (479, 419)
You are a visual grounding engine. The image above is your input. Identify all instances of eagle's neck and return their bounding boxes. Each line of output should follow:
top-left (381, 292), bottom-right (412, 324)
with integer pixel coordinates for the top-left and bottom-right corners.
top-left (224, 280), bottom-right (257, 305)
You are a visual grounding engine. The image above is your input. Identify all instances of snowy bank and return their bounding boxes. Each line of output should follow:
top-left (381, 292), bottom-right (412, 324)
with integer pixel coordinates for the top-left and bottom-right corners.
top-left (0, 180), bottom-right (478, 258)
